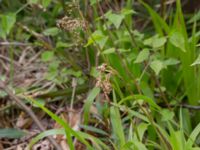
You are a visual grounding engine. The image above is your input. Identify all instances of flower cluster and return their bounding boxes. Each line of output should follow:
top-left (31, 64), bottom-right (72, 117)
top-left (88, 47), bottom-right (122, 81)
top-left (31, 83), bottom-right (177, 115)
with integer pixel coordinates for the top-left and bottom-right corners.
top-left (95, 64), bottom-right (112, 96)
top-left (56, 16), bottom-right (87, 32)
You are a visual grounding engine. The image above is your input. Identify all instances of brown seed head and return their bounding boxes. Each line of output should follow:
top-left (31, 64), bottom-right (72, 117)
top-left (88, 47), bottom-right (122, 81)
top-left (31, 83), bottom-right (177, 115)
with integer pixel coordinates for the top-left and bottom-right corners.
top-left (57, 16), bottom-right (87, 32)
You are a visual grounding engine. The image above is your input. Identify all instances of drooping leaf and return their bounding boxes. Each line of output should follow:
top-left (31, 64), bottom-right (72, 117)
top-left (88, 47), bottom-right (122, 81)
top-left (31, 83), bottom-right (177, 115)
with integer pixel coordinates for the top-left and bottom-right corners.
top-left (0, 128), bottom-right (26, 139)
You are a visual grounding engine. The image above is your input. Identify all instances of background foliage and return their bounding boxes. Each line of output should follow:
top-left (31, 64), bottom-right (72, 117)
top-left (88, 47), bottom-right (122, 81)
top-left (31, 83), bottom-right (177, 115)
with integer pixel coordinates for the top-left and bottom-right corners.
top-left (0, 0), bottom-right (200, 149)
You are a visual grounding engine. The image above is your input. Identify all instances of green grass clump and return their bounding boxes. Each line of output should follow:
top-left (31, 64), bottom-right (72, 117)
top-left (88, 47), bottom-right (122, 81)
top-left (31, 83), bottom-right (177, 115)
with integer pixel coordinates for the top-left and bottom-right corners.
top-left (0, 0), bottom-right (200, 149)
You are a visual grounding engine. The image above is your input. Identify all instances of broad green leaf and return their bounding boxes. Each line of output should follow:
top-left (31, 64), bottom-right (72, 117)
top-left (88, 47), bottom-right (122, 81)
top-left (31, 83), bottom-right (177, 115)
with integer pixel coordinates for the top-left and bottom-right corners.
top-left (164, 58), bottom-right (180, 66)
top-left (143, 37), bottom-right (153, 46)
top-left (169, 31), bottom-right (186, 52)
top-left (121, 8), bottom-right (136, 16)
top-left (64, 69), bottom-right (82, 77)
top-left (41, 51), bottom-right (54, 62)
top-left (150, 60), bottom-right (164, 75)
top-left (161, 109), bottom-right (174, 122)
top-left (105, 11), bottom-right (124, 29)
top-left (140, 81), bottom-right (154, 99)
top-left (85, 30), bottom-right (108, 49)
top-left (102, 48), bottom-right (115, 54)
top-left (43, 27), bottom-right (59, 36)
top-left (152, 37), bottom-right (166, 48)
top-left (191, 54), bottom-right (200, 66)
top-left (134, 49), bottom-right (149, 63)
top-left (90, 0), bottom-right (101, 5)
top-left (90, 67), bottom-right (100, 78)
top-left (41, 0), bottom-right (51, 8)
top-left (0, 13), bottom-right (16, 39)
top-left (144, 35), bottom-right (166, 49)
top-left (0, 128), bottom-right (26, 139)
top-left (0, 27), bottom-right (5, 39)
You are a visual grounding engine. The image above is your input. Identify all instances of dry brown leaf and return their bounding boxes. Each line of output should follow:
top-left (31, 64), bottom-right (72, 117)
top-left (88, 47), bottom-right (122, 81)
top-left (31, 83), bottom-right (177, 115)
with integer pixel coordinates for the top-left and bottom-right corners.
top-left (89, 105), bottom-right (98, 115)
top-left (0, 142), bottom-right (4, 150)
top-left (60, 140), bottom-right (70, 150)
top-left (68, 109), bottom-right (82, 131)
top-left (32, 139), bottom-right (53, 150)
top-left (16, 112), bottom-right (32, 129)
